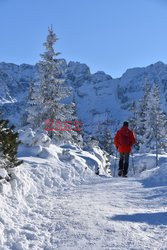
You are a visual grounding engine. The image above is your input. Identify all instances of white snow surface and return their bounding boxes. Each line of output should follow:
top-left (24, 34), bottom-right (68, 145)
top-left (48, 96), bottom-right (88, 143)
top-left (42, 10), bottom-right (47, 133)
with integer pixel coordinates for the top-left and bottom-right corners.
top-left (0, 144), bottom-right (167, 249)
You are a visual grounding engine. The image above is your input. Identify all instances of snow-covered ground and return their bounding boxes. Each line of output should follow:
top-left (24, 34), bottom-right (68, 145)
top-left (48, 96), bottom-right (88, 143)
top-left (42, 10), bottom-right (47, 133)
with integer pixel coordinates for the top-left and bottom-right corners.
top-left (0, 145), bottom-right (167, 249)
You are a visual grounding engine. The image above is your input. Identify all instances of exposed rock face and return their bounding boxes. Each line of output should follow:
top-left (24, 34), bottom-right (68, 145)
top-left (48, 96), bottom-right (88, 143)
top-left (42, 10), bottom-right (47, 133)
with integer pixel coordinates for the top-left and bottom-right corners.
top-left (0, 60), bottom-right (167, 133)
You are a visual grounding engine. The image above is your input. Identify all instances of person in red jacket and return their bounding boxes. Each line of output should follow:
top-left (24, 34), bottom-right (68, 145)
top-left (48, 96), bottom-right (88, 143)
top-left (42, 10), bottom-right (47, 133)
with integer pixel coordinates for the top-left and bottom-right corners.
top-left (114, 121), bottom-right (136, 177)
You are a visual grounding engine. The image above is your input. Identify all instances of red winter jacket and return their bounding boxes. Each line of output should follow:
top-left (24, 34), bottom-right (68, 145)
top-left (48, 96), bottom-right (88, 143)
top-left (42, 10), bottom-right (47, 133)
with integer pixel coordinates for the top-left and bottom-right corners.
top-left (114, 126), bottom-right (136, 153)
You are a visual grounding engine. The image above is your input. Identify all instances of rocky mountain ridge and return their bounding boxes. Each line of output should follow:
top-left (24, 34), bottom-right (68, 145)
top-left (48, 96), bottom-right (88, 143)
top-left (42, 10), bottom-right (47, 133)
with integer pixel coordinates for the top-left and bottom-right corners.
top-left (0, 60), bottom-right (167, 134)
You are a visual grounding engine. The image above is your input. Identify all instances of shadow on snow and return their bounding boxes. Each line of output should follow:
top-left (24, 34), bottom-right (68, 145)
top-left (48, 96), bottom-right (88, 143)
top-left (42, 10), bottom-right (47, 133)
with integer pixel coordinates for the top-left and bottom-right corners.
top-left (110, 212), bottom-right (167, 225)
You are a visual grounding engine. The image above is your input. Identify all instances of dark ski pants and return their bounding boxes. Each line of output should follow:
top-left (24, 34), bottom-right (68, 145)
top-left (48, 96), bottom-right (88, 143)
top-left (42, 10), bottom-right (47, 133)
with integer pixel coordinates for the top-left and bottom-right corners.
top-left (118, 152), bottom-right (130, 176)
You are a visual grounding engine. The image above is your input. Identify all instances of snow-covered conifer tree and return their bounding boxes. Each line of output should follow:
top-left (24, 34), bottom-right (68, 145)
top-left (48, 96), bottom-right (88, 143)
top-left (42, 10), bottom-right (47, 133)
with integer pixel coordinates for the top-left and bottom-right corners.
top-left (38, 26), bottom-right (66, 129)
top-left (144, 83), bottom-right (167, 152)
top-left (129, 101), bottom-right (138, 131)
top-left (96, 110), bottom-right (114, 154)
top-left (26, 27), bottom-right (81, 145)
top-left (26, 80), bottom-right (41, 128)
top-left (100, 127), bottom-right (113, 154)
top-left (137, 83), bottom-right (151, 137)
top-left (68, 96), bottom-right (83, 146)
top-left (134, 83), bottom-right (167, 153)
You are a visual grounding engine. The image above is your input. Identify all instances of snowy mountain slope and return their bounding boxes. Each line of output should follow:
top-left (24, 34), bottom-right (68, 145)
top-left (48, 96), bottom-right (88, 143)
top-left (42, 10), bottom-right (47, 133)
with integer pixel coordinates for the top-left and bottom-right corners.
top-left (0, 146), bottom-right (167, 249)
top-left (0, 63), bottom-right (38, 102)
top-left (67, 61), bottom-right (167, 134)
top-left (0, 63), bottom-right (38, 125)
top-left (1, 60), bottom-right (167, 132)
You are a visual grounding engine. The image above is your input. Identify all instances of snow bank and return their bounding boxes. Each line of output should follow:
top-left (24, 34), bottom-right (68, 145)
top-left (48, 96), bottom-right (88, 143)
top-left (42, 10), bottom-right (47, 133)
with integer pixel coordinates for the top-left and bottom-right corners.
top-left (0, 148), bottom-right (167, 249)
top-left (126, 153), bottom-right (167, 187)
top-left (140, 164), bottom-right (167, 188)
top-left (19, 128), bottom-right (51, 147)
top-left (1, 144), bottom-right (108, 198)
top-left (0, 143), bottom-right (109, 248)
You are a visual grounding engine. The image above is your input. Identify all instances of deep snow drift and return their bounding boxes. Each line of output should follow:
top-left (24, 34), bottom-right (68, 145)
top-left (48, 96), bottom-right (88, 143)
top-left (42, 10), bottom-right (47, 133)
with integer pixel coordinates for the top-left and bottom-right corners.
top-left (0, 143), bottom-right (167, 249)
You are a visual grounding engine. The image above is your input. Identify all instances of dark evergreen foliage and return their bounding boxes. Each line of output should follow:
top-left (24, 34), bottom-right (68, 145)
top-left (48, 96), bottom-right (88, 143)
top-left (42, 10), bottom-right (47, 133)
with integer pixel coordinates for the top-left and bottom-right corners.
top-left (0, 117), bottom-right (23, 170)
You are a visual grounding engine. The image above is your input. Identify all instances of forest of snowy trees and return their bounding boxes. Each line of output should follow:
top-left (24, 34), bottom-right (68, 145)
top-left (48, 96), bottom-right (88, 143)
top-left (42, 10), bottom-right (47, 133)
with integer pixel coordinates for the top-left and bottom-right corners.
top-left (129, 83), bottom-right (167, 154)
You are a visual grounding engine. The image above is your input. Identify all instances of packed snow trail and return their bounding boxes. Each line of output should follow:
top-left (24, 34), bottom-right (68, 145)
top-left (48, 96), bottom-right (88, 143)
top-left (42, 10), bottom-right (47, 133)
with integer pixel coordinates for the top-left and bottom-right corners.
top-left (1, 177), bottom-right (166, 249)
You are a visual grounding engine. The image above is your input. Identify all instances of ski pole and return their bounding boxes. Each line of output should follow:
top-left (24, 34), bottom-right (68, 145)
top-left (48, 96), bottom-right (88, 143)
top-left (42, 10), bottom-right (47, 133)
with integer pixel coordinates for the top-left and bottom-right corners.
top-left (113, 150), bottom-right (118, 177)
top-left (131, 151), bottom-right (135, 175)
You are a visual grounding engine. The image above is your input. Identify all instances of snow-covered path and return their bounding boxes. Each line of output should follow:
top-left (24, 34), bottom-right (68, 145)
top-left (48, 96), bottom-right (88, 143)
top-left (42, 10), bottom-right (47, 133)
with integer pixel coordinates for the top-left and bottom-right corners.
top-left (2, 176), bottom-right (167, 249)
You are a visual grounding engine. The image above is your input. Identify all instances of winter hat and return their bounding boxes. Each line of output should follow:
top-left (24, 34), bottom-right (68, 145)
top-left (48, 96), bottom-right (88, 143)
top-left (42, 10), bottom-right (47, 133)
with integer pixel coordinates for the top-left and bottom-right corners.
top-left (123, 121), bottom-right (129, 127)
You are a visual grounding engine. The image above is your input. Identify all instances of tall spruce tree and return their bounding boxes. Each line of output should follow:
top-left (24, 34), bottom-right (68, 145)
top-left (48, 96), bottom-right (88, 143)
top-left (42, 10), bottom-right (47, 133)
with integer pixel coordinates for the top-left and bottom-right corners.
top-left (26, 27), bottom-right (81, 145)
top-left (26, 26), bottom-right (64, 129)
top-left (137, 83), bottom-right (151, 138)
top-left (144, 83), bottom-right (167, 152)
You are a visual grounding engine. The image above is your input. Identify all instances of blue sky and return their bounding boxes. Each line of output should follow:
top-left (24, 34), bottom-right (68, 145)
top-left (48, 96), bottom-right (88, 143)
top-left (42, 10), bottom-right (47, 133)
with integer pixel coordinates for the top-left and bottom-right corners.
top-left (0, 0), bottom-right (167, 77)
